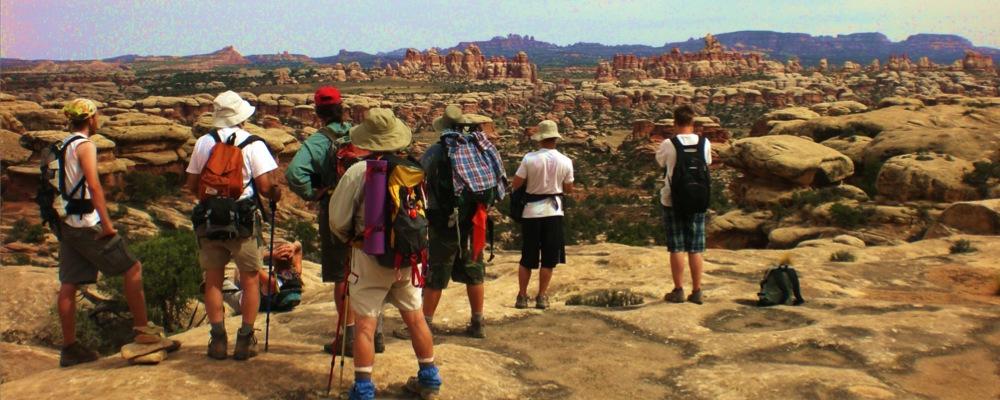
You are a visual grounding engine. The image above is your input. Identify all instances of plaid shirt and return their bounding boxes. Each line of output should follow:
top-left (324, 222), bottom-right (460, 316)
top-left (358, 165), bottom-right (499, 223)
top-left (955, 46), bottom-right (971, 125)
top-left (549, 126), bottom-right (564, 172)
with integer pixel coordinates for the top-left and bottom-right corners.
top-left (441, 131), bottom-right (507, 199)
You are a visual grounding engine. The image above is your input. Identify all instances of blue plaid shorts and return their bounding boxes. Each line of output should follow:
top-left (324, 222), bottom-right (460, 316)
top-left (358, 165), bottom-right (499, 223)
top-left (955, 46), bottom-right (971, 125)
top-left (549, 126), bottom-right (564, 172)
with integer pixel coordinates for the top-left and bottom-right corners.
top-left (661, 207), bottom-right (706, 253)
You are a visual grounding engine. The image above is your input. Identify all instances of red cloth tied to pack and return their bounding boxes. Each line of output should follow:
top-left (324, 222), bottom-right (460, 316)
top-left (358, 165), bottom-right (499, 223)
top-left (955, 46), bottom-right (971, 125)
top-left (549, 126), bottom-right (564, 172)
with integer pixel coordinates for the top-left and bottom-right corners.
top-left (470, 203), bottom-right (488, 262)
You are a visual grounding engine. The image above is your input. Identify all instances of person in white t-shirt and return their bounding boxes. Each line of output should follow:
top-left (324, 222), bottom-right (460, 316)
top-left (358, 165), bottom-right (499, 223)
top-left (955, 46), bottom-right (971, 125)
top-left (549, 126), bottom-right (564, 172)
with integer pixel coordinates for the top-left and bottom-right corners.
top-left (510, 120), bottom-right (575, 310)
top-left (655, 105), bottom-right (712, 305)
top-left (54, 98), bottom-right (172, 367)
top-left (184, 91), bottom-right (282, 361)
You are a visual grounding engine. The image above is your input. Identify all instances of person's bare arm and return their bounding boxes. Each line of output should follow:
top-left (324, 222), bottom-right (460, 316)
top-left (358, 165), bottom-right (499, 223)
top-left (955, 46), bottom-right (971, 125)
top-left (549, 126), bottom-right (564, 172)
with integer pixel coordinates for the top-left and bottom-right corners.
top-left (562, 181), bottom-right (575, 194)
top-left (76, 142), bottom-right (116, 238)
top-left (253, 171), bottom-right (283, 203)
top-left (511, 175), bottom-right (525, 191)
top-left (184, 173), bottom-right (200, 197)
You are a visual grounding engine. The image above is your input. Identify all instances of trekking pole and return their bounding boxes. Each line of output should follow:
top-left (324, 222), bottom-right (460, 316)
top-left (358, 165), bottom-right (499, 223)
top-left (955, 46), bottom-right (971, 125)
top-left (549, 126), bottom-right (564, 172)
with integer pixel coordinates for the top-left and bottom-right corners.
top-left (264, 198), bottom-right (277, 352)
top-left (326, 283), bottom-right (348, 395)
top-left (339, 290), bottom-right (351, 389)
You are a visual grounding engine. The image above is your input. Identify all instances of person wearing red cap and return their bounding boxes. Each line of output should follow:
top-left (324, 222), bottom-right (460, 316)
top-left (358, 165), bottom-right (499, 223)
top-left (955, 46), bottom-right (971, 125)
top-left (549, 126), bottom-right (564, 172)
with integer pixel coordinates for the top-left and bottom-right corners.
top-left (286, 87), bottom-right (383, 356)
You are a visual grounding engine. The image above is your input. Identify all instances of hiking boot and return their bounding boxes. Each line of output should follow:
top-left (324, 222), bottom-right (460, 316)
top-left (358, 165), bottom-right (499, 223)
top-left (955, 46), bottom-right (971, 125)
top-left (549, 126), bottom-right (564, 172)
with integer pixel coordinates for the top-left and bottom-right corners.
top-left (60, 342), bottom-right (99, 367)
top-left (348, 380), bottom-right (376, 400)
top-left (535, 295), bottom-right (549, 310)
top-left (374, 331), bottom-right (385, 354)
top-left (207, 330), bottom-right (227, 360)
top-left (466, 319), bottom-right (486, 339)
top-left (404, 365), bottom-right (442, 400)
top-left (233, 329), bottom-right (258, 361)
top-left (393, 322), bottom-right (439, 340)
top-left (687, 290), bottom-right (704, 305)
top-left (514, 294), bottom-right (529, 309)
top-left (664, 288), bottom-right (685, 303)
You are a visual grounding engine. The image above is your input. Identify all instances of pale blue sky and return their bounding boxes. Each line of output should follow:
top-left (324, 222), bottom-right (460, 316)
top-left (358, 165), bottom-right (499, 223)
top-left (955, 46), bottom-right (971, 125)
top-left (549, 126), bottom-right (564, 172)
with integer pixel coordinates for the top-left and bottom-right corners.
top-left (2, 0), bottom-right (998, 60)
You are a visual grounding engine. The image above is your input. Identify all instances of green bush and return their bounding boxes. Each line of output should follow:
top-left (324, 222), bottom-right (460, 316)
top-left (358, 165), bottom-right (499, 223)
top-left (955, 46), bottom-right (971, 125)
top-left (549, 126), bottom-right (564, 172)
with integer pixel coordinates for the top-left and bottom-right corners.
top-left (99, 230), bottom-right (201, 332)
top-left (124, 171), bottom-right (180, 205)
top-left (949, 239), bottom-right (977, 254)
top-left (830, 250), bottom-right (856, 262)
top-left (709, 179), bottom-right (733, 213)
top-left (5, 218), bottom-right (46, 244)
top-left (281, 218), bottom-right (319, 262)
top-left (829, 203), bottom-right (874, 229)
top-left (963, 161), bottom-right (1000, 197)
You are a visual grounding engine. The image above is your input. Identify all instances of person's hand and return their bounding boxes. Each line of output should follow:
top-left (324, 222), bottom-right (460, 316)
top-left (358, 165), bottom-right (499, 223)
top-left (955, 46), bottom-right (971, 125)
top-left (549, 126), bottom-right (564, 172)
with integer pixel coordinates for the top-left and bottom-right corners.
top-left (96, 224), bottom-right (117, 240)
top-left (274, 244), bottom-right (295, 260)
top-left (311, 187), bottom-right (329, 201)
top-left (269, 185), bottom-right (283, 203)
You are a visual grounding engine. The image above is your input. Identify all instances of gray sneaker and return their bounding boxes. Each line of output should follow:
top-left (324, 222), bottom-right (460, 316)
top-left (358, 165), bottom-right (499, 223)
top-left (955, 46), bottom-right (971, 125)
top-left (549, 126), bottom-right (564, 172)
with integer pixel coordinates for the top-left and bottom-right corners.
top-left (687, 290), bottom-right (703, 305)
top-left (466, 320), bottom-right (486, 339)
top-left (60, 342), bottom-right (99, 367)
top-left (664, 288), bottom-right (685, 303)
top-left (535, 295), bottom-right (550, 310)
top-left (515, 294), bottom-right (530, 309)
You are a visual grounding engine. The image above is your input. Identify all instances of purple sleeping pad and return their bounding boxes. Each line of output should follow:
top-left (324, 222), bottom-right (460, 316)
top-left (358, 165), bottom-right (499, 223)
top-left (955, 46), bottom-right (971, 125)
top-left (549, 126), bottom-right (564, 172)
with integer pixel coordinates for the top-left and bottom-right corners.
top-left (363, 160), bottom-right (388, 255)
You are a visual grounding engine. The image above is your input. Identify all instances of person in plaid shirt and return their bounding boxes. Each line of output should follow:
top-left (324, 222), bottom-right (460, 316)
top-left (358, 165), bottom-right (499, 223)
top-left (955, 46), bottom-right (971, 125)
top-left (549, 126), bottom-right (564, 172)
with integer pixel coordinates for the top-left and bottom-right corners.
top-left (396, 106), bottom-right (506, 340)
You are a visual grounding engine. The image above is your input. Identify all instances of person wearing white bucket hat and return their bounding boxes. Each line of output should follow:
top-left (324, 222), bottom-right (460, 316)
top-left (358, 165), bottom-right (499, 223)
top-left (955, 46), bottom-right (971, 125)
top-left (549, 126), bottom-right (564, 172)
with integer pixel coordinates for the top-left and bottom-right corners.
top-left (185, 90), bottom-right (282, 361)
top-left (510, 120), bottom-right (574, 310)
top-left (212, 90), bottom-right (256, 128)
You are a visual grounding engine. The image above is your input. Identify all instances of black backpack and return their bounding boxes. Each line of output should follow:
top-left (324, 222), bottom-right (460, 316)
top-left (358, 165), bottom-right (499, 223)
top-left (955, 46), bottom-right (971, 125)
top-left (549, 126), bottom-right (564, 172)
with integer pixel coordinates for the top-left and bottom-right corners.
top-left (37, 135), bottom-right (94, 239)
top-left (757, 264), bottom-right (805, 307)
top-left (668, 136), bottom-right (711, 216)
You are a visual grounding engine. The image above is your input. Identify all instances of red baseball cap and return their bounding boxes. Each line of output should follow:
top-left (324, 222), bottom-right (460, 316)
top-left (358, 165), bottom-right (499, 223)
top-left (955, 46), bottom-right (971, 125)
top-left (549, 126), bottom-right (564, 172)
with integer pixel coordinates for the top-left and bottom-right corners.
top-left (314, 86), bottom-right (342, 106)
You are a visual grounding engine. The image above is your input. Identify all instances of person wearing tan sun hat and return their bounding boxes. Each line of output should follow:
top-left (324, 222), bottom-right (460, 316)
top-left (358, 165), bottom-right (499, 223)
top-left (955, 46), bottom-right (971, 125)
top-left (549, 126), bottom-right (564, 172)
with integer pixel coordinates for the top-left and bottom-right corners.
top-left (53, 98), bottom-right (179, 367)
top-left (511, 120), bottom-right (574, 310)
top-left (328, 108), bottom-right (441, 400)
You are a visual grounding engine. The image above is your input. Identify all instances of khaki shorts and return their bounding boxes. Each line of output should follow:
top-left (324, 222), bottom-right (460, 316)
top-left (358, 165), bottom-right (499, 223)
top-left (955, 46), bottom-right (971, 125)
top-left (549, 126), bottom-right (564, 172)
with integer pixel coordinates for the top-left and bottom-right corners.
top-left (348, 248), bottom-right (422, 318)
top-left (198, 236), bottom-right (262, 272)
top-left (58, 223), bottom-right (138, 284)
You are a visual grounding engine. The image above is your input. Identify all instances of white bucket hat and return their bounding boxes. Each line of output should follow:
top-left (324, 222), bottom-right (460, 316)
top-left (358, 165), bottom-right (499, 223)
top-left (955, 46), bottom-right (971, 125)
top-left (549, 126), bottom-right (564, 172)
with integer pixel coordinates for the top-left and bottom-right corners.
top-left (212, 90), bottom-right (255, 128)
top-left (531, 120), bottom-right (562, 141)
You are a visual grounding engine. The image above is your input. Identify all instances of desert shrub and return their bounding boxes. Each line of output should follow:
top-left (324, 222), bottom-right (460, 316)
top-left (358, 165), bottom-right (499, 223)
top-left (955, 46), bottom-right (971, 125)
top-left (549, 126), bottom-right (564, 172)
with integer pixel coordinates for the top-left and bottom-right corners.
top-left (5, 218), bottom-right (46, 244)
top-left (4, 253), bottom-right (31, 265)
top-left (949, 239), bottom-right (977, 254)
top-left (710, 179), bottom-right (733, 213)
top-left (829, 250), bottom-right (856, 262)
top-left (858, 160), bottom-right (885, 197)
top-left (963, 161), bottom-right (1000, 197)
top-left (124, 171), bottom-right (180, 205)
top-left (281, 217), bottom-right (319, 262)
top-left (566, 289), bottom-right (645, 307)
top-left (829, 203), bottom-right (874, 229)
top-left (789, 187), bottom-right (850, 208)
top-left (98, 230), bottom-right (201, 332)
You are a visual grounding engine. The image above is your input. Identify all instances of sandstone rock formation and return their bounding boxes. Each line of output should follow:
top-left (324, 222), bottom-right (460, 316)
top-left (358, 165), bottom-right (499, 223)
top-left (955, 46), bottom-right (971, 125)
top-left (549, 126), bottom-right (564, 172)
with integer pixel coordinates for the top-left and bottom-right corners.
top-left (725, 135), bottom-right (854, 186)
top-left (599, 34), bottom-right (776, 82)
top-left (924, 199), bottom-right (1000, 238)
top-left (388, 45), bottom-right (537, 82)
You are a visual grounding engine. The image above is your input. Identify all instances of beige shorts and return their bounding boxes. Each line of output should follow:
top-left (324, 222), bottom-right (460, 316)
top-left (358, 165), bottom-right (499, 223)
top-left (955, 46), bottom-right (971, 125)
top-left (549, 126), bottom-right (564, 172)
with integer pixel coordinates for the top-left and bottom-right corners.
top-left (348, 248), bottom-right (422, 318)
top-left (198, 236), bottom-right (262, 272)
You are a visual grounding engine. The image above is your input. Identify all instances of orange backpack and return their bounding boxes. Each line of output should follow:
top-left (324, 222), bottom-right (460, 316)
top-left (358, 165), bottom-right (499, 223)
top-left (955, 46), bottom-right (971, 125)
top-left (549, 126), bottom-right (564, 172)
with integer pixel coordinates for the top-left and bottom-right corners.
top-left (198, 131), bottom-right (263, 201)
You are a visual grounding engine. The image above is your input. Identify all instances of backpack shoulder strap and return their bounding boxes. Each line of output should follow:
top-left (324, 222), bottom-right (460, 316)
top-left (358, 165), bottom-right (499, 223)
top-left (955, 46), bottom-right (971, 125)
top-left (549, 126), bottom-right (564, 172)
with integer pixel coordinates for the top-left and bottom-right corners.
top-left (209, 130), bottom-right (222, 144)
top-left (238, 134), bottom-right (265, 149)
top-left (696, 135), bottom-right (709, 162)
top-left (58, 135), bottom-right (89, 199)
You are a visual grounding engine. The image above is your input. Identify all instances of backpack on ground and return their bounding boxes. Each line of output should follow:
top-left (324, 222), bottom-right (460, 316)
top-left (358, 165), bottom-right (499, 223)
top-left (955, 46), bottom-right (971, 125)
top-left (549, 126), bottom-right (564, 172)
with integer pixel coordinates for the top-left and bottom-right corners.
top-left (258, 273), bottom-right (303, 312)
top-left (318, 126), bottom-right (371, 182)
top-left (361, 154), bottom-right (430, 287)
top-left (191, 131), bottom-right (265, 241)
top-left (37, 135), bottom-right (92, 239)
top-left (668, 136), bottom-right (711, 216)
top-left (756, 264), bottom-right (805, 307)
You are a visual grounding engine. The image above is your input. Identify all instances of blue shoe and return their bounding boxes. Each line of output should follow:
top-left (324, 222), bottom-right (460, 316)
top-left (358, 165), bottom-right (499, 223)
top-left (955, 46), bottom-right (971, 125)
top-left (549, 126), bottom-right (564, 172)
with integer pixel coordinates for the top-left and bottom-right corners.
top-left (405, 365), bottom-right (441, 399)
top-left (348, 380), bottom-right (375, 400)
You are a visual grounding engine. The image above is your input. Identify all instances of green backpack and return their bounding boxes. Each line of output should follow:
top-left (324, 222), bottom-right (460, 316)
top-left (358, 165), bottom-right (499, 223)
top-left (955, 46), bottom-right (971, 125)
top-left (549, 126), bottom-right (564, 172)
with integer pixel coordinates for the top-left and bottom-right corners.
top-left (756, 264), bottom-right (804, 307)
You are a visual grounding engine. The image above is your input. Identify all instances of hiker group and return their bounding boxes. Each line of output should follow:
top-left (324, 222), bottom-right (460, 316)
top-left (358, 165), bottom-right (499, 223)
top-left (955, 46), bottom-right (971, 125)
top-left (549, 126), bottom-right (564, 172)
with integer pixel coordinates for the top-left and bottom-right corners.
top-left (46, 88), bottom-right (714, 399)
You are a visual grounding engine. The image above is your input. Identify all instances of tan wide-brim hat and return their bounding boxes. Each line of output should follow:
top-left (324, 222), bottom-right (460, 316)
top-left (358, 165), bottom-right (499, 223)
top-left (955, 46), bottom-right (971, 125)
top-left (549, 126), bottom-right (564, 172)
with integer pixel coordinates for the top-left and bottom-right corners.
top-left (531, 120), bottom-right (561, 141)
top-left (431, 104), bottom-right (463, 133)
top-left (456, 113), bottom-right (493, 126)
top-left (350, 108), bottom-right (412, 152)
top-left (213, 90), bottom-right (255, 128)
